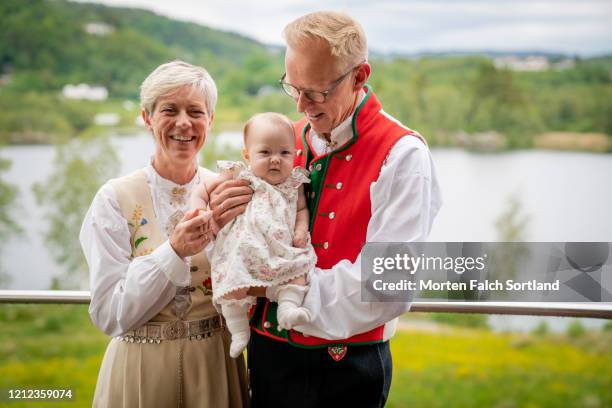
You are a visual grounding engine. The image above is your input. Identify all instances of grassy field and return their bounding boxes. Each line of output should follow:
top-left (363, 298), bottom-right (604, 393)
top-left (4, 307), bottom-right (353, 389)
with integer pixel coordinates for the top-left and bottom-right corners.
top-left (0, 304), bottom-right (610, 407)
top-left (388, 323), bottom-right (612, 408)
top-left (0, 304), bottom-right (106, 407)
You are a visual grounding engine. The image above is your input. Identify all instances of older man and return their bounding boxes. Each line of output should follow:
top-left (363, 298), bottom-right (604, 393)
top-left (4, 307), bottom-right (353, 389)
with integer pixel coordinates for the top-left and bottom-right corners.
top-left (212, 11), bottom-right (441, 408)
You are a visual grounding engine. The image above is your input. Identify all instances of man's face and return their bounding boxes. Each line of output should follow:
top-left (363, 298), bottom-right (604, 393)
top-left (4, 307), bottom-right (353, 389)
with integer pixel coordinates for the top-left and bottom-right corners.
top-left (284, 40), bottom-right (364, 136)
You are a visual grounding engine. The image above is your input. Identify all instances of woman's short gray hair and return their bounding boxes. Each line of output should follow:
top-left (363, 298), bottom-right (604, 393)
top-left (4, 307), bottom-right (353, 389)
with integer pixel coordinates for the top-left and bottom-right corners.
top-left (283, 11), bottom-right (368, 69)
top-left (140, 60), bottom-right (217, 116)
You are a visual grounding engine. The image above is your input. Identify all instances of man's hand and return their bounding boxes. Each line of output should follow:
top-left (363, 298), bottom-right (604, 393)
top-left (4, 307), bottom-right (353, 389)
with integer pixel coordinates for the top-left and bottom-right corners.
top-left (169, 209), bottom-right (213, 259)
top-left (208, 178), bottom-right (253, 229)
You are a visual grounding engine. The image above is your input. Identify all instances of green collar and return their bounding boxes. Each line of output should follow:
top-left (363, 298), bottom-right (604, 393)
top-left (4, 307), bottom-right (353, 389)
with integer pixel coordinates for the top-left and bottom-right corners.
top-left (300, 84), bottom-right (373, 159)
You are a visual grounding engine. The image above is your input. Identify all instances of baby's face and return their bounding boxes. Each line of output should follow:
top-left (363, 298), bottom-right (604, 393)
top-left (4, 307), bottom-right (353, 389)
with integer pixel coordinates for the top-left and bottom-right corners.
top-left (244, 121), bottom-right (295, 185)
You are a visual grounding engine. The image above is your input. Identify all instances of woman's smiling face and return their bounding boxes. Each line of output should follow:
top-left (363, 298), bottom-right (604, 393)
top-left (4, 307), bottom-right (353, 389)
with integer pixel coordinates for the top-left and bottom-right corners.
top-left (143, 85), bottom-right (213, 169)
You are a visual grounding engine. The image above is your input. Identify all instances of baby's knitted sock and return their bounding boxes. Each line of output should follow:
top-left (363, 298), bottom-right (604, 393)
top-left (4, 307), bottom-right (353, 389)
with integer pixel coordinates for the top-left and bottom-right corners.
top-left (277, 284), bottom-right (311, 330)
top-left (221, 302), bottom-right (250, 358)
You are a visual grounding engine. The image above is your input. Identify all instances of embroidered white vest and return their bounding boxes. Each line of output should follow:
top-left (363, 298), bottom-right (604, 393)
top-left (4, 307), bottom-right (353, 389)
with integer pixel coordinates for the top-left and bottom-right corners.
top-left (110, 169), bottom-right (217, 322)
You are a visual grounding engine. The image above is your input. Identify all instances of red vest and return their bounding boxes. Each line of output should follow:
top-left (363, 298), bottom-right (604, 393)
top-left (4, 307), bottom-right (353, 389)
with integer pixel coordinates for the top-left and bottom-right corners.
top-left (250, 85), bottom-right (424, 347)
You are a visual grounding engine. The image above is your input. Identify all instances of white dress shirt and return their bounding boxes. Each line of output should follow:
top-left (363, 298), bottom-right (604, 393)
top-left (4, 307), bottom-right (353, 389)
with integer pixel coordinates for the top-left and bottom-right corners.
top-left (290, 92), bottom-right (443, 340)
top-left (80, 164), bottom-right (208, 337)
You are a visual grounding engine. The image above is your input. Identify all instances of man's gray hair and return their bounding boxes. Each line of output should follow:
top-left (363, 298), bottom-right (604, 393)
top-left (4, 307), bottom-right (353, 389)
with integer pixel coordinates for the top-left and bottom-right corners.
top-left (283, 11), bottom-right (368, 69)
top-left (140, 60), bottom-right (217, 116)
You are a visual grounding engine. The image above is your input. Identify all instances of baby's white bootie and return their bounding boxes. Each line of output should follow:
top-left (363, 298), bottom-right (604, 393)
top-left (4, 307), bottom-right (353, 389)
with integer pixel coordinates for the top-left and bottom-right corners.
top-left (277, 284), bottom-right (311, 330)
top-left (229, 332), bottom-right (250, 358)
top-left (221, 303), bottom-right (251, 358)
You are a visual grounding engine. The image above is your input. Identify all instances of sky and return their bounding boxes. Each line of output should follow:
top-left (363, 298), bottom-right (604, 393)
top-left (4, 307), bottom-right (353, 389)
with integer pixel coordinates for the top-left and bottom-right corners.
top-left (79, 0), bottom-right (612, 57)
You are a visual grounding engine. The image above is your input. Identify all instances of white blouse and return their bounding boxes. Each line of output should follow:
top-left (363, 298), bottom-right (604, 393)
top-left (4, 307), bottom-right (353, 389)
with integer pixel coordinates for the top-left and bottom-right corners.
top-left (80, 164), bottom-right (207, 337)
top-left (288, 98), bottom-right (443, 340)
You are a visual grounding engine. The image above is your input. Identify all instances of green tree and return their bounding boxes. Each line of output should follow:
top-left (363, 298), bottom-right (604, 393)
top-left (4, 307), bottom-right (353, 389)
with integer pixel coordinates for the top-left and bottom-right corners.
top-left (467, 63), bottom-right (522, 122)
top-left (466, 63), bottom-right (542, 147)
top-left (566, 320), bottom-right (586, 339)
top-left (33, 136), bottom-right (119, 289)
top-left (495, 196), bottom-right (529, 242)
top-left (490, 196), bottom-right (531, 299)
top-left (0, 157), bottom-right (21, 286)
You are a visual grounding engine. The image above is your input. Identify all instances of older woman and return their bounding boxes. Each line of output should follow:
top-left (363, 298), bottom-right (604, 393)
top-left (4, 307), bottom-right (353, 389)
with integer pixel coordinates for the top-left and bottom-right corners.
top-left (80, 61), bottom-right (248, 407)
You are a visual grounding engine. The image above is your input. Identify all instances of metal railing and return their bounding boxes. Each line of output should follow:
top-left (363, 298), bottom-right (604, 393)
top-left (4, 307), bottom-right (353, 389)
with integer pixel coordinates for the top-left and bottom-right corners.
top-left (0, 290), bottom-right (91, 305)
top-left (1, 290), bottom-right (611, 319)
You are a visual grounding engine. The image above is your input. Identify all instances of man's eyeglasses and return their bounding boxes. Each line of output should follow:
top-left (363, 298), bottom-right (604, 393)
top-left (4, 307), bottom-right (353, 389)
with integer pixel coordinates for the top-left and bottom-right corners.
top-left (279, 64), bottom-right (361, 103)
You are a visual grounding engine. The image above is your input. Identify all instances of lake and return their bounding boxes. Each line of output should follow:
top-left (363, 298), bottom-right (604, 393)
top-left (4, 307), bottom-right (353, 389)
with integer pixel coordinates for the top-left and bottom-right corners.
top-left (1, 132), bottom-right (611, 331)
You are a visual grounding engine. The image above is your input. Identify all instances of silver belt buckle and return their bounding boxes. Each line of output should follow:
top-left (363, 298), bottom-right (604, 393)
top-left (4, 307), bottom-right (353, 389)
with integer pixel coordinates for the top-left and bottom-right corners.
top-left (163, 320), bottom-right (187, 340)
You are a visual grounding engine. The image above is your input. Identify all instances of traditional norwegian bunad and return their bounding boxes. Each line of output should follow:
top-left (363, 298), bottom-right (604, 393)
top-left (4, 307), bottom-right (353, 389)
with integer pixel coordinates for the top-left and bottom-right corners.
top-left (250, 85), bottom-right (424, 349)
top-left (89, 167), bottom-right (248, 408)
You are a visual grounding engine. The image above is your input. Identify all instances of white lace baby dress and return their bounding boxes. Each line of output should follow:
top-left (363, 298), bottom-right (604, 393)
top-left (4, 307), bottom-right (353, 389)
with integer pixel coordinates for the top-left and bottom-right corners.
top-left (211, 161), bottom-right (317, 307)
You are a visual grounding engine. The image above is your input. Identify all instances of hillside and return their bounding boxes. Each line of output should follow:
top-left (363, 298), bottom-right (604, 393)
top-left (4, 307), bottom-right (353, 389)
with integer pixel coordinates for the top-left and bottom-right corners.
top-left (0, 0), bottom-right (611, 149)
top-left (0, 0), bottom-right (268, 97)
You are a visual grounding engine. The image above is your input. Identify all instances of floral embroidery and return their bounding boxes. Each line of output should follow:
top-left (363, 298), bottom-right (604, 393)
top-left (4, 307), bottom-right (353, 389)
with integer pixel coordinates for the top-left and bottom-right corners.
top-left (135, 248), bottom-right (153, 257)
top-left (328, 345), bottom-right (348, 362)
top-left (252, 265), bottom-right (272, 281)
top-left (197, 277), bottom-right (213, 296)
top-left (272, 229), bottom-right (285, 242)
top-left (166, 209), bottom-right (184, 236)
top-left (128, 205), bottom-right (149, 257)
top-left (171, 187), bottom-right (187, 206)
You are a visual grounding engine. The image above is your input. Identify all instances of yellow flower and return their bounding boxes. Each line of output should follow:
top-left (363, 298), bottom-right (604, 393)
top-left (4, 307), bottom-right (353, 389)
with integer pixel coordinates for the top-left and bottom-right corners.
top-left (132, 205), bottom-right (143, 222)
top-left (136, 248), bottom-right (153, 257)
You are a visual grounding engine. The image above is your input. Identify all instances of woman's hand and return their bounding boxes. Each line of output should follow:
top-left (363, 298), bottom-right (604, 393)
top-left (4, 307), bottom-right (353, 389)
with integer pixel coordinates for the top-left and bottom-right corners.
top-left (208, 178), bottom-right (253, 229)
top-left (170, 208), bottom-right (213, 259)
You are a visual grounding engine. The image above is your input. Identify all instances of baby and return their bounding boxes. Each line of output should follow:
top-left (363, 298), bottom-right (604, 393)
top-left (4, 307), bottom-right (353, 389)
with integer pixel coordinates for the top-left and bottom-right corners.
top-left (191, 112), bottom-right (316, 358)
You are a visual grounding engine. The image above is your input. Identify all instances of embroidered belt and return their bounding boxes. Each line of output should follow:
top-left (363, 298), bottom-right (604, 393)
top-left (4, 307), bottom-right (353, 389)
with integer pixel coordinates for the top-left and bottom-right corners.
top-left (118, 315), bottom-right (224, 344)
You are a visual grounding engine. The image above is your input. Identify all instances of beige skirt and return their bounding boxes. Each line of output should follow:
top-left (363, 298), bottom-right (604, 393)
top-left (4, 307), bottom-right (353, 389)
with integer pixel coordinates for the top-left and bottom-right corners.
top-left (93, 328), bottom-right (249, 408)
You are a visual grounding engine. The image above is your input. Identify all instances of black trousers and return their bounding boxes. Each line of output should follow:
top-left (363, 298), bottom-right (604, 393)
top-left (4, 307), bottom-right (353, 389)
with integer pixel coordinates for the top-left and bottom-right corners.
top-left (248, 330), bottom-right (392, 408)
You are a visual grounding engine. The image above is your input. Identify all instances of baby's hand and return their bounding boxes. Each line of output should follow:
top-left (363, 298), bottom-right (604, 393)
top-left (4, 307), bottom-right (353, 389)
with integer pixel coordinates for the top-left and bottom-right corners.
top-left (190, 183), bottom-right (209, 211)
top-left (293, 229), bottom-right (309, 248)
